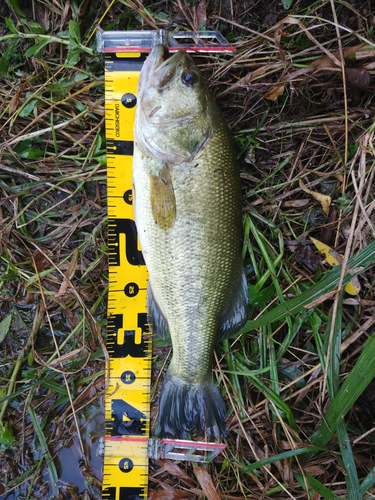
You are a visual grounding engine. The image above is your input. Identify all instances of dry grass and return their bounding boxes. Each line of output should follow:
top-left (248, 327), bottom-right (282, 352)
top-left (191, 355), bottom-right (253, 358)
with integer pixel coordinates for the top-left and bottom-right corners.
top-left (1, 0), bottom-right (375, 499)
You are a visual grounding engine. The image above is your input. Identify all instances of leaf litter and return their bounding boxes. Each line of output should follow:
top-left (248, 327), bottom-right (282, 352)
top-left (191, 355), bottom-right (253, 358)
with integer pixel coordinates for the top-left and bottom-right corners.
top-left (1, 0), bottom-right (375, 499)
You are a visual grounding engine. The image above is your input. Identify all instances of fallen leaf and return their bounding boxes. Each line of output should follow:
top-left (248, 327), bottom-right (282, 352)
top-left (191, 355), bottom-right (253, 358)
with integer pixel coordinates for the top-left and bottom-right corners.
top-left (281, 199), bottom-right (310, 208)
top-left (310, 237), bottom-right (361, 295)
top-left (320, 206), bottom-right (337, 245)
top-left (265, 83), bottom-right (285, 101)
top-left (294, 242), bottom-right (320, 273)
top-left (216, 63), bottom-right (281, 99)
top-left (345, 67), bottom-right (371, 90)
top-left (299, 179), bottom-right (331, 215)
top-left (303, 464), bottom-right (327, 476)
top-left (47, 347), bottom-right (87, 368)
top-left (55, 248), bottom-right (79, 297)
top-left (196, 0), bottom-right (207, 28)
top-left (310, 237), bottom-right (341, 266)
top-left (284, 42), bottom-right (369, 82)
top-left (310, 43), bottom-right (366, 70)
top-left (193, 466), bottom-right (222, 500)
top-left (32, 248), bottom-right (54, 271)
top-left (156, 460), bottom-right (196, 488)
top-left (149, 490), bottom-right (195, 499)
top-left (343, 298), bottom-right (360, 306)
top-left (343, 279), bottom-right (361, 296)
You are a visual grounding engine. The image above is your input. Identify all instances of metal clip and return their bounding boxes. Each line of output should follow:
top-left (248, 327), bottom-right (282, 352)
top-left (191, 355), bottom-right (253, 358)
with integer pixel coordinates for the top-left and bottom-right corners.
top-left (168, 31), bottom-right (235, 53)
top-left (96, 29), bottom-right (165, 53)
top-left (148, 438), bottom-right (226, 463)
top-left (96, 29), bottom-right (235, 54)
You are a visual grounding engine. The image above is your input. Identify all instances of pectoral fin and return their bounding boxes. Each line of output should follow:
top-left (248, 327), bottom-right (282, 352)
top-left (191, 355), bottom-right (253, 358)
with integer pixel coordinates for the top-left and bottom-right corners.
top-left (150, 165), bottom-right (176, 230)
top-left (147, 284), bottom-right (170, 341)
top-left (218, 267), bottom-right (249, 341)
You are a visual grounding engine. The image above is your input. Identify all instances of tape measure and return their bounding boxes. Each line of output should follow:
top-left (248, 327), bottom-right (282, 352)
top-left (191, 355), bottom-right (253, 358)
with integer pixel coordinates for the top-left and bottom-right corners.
top-left (97, 29), bottom-right (234, 500)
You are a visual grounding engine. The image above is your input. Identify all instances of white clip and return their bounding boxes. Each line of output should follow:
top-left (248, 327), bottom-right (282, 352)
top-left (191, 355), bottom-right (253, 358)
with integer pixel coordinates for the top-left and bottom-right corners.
top-left (96, 29), bottom-right (235, 54)
top-left (148, 438), bottom-right (226, 463)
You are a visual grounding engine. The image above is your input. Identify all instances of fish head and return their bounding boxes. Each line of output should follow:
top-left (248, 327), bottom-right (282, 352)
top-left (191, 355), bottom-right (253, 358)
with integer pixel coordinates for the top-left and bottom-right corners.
top-left (135, 45), bottom-right (214, 164)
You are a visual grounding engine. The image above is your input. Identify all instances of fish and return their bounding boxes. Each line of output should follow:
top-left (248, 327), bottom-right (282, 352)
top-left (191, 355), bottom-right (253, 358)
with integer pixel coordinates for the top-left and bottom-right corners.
top-left (132, 44), bottom-right (249, 440)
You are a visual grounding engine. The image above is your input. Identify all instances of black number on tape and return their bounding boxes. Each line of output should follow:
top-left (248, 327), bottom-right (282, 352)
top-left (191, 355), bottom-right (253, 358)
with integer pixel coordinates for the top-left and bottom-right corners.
top-left (124, 282), bottom-right (139, 297)
top-left (102, 486), bottom-right (145, 500)
top-left (108, 219), bottom-right (145, 266)
top-left (119, 457), bottom-right (134, 473)
top-left (111, 399), bottom-right (146, 436)
top-left (107, 314), bottom-right (149, 358)
top-left (121, 370), bottom-right (136, 384)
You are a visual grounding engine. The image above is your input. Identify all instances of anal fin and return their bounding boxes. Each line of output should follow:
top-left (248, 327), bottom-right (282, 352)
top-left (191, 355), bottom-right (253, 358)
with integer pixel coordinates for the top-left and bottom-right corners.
top-left (218, 267), bottom-right (249, 341)
top-left (147, 284), bottom-right (170, 341)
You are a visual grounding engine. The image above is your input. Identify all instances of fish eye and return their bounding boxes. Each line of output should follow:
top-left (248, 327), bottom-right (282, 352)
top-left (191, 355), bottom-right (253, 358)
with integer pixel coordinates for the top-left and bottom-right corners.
top-left (181, 71), bottom-right (196, 87)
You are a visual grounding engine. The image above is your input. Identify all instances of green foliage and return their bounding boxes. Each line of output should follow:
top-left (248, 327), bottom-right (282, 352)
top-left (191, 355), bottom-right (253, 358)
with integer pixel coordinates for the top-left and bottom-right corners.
top-left (0, 314), bottom-right (12, 344)
top-left (0, 422), bottom-right (14, 447)
top-left (0, 15), bottom-right (94, 77)
top-left (282, 0), bottom-right (294, 9)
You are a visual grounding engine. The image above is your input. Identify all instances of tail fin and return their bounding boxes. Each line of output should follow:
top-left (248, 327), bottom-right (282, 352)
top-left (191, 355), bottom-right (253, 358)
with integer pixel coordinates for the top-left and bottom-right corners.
top-left (155, 372), bottom-right (228, 440)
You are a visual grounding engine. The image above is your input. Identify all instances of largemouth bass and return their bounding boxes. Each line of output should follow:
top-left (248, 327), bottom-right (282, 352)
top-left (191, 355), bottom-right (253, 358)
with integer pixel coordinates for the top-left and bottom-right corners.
top-left (133, 45), bottom-right (248, 440)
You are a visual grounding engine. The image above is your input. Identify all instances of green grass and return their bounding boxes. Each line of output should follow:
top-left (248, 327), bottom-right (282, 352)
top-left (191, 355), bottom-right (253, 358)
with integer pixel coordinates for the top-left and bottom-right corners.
top-left (1, 0), bottom-right (375, 498)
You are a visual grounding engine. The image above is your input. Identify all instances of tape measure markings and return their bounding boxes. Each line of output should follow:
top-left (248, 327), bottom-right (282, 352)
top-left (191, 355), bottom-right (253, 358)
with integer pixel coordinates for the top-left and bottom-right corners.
top-left (103, 51), bottom-right (150, 500)
top-left (107, 140), bottom-right (134, 156)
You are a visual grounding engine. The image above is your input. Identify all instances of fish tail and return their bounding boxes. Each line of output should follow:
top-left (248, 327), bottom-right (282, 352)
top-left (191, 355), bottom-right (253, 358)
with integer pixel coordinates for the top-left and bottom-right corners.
top-left (155, 371), bottom-right (228, 440)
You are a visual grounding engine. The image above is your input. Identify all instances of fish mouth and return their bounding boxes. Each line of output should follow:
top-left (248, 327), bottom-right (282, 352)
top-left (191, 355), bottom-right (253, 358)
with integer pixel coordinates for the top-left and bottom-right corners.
top-left (154, 47), bottom-right (175, 90)
top-left (155, 47), bottom-right (185, 92)
top-left (147, 45), bottom-right (189, 91)
top-left (149, 44), bottom-right (170, 68)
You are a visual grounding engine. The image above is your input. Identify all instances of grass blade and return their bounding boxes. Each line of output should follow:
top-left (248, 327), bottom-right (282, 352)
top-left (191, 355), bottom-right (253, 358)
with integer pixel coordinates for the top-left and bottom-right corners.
top-left (309, 329), bottom-right (375, 448)
top-left (336, 423), bottom-right (361, 500)
top-left (295, 472), bottom-right (341, 500)
top-left (28, 405), bottom-right (59, 498)
top-left (323, 293), bottom-right (361, 500)
top-left (360, 467), bottom-right (375, 494)
top-left (243, 446), bottom-right (325, 473)
top-left (244, 239), bottom-right (375, 330)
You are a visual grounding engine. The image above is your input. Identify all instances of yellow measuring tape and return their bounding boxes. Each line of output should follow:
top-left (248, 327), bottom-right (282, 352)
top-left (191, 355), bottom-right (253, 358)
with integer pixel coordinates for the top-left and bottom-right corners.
top-left (101, 49), bottom-right (150, 499)
top-left (97, 29), bottom-right (234, 500)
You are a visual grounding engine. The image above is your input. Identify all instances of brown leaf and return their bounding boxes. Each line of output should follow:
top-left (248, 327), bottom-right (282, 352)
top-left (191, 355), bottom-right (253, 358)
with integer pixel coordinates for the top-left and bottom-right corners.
top-left (193, 466), bottom-right (222, 500)
top-left (294, 243), bottom-right (320, 273)
top-left (196, 0), bottom-right (207, 28)
top-left (216, 64), bottom-right (281, 99)
top-left (32, 248), bottom-right (54, 272)
top-left (304, 464), bottom-right (328, 476)
top-left (310, 44), bottom-right (362, 70)
top-left (285, 43), bottom-right (367, 81)
top-left (55, 248), bottom-right (79, 297)
top-left (149, 490), bottom-right (195, 500)
top-left (156, 460), bottom-right (196, 488)
top-left (281, 199), bottom-right (310, 208)
top-left (264, 84), bottom-right (285, 101)
top-left (320, 206), bottom-right (337, 246)
top-left (346, 67), bottom-right (371, 90)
